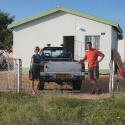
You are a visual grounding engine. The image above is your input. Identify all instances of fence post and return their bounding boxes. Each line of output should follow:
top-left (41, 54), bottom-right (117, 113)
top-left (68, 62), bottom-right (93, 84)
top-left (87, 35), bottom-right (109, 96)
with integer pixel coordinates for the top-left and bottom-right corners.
top-left (109, 60), bottom-right (112, 94)
top-left (109, 60), bottom-right (115, 96)
top-left (17, 59), bottom-right (22, 93)
top-left (112, 60), bottom-right (115, 96)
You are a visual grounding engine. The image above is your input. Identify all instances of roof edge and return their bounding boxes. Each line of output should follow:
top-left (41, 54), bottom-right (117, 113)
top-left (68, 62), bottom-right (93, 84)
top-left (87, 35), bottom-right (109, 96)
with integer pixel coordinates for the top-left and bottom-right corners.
top-left (7, 6), bottom-right (122, 33)
top-left (59, 7), bottom-right (122, 33)
top-left (7, 7), bottom-right (59, 29)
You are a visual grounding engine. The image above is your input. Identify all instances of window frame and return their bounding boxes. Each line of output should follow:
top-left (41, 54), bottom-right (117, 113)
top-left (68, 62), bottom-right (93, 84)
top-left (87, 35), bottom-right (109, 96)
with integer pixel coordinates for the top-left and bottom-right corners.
top-left (85, 35), bottom-right (101, 51)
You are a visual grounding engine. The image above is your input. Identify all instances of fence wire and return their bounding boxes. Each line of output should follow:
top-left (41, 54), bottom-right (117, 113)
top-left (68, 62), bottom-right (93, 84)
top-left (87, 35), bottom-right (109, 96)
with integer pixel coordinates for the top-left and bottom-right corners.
top-left (0, 53), bottom-right (125, 94)
top-left (109, 60), bottom-right (125, 96)
top-left (0, 56), bottom-right (22, 92)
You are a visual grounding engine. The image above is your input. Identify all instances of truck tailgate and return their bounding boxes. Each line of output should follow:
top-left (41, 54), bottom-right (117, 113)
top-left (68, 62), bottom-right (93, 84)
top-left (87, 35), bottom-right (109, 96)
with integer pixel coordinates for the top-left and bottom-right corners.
top-left (43, 62), bottom-right (81, 72)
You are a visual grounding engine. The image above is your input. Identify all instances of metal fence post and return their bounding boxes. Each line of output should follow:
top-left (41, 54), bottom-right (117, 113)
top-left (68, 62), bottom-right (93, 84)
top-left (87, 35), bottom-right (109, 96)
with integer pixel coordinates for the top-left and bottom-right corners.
top-left (109, 60), bottom-right (115, 96)
top-left (109, 60), bottom-right (112, 94)
top-left (17, 59), bottom-right (22, 93)
top-left (112, 60), bottom-right (115, 96)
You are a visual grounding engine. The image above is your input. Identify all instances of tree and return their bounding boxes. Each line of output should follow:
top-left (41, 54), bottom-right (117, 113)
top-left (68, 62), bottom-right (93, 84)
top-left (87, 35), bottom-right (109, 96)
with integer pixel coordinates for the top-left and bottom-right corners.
top-left (0, 10), bottom-right (15, 53)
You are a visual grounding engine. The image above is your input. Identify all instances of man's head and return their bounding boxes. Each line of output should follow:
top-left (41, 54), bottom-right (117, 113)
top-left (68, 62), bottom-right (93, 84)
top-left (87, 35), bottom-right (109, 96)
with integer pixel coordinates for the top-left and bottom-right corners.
top-left (86, 42), bottom-right (92, 50)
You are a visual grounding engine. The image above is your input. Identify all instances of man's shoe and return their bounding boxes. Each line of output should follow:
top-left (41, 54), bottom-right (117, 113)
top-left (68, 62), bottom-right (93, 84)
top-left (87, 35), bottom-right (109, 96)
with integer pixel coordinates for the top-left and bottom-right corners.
top-left (91, 90), bottom-right (95, 94)
top-left (96, 89), bottom-right (101, 94)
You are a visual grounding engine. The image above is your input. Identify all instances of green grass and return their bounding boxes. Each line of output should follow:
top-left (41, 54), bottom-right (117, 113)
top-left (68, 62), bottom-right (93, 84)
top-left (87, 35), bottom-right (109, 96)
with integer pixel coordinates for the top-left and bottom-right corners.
top-left (0, 92), bottom-right (125, 125)
top-left (85, 69), bottom-right (110, 74)
top-left (22, 68), bottom-right (29, 73)
top-left (99, 69), bottom-right (110, 74)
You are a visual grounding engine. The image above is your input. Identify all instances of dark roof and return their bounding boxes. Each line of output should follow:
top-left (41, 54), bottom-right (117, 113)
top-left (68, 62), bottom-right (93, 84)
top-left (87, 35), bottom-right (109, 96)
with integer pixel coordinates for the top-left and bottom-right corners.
top-left (7, 6), bottom-right (122, 33)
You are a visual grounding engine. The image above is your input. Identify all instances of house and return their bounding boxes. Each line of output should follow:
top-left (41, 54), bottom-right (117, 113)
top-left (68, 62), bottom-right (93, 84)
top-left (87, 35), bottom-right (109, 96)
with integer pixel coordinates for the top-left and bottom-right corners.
top-left (118, 37), bottom-right (125, 62)
top-left (8, 6), bottom-right (123, 73)
top-left (0, 50), bottom-right (13, 58)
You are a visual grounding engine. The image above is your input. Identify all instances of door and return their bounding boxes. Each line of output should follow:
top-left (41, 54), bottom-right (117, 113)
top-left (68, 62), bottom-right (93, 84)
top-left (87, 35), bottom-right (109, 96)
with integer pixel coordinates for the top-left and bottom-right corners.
top-left (63, 36), bottom-right (74, 59)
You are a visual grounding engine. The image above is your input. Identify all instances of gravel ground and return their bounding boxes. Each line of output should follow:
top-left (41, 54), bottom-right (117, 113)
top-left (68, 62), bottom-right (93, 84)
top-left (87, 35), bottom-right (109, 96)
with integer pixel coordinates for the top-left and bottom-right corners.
top-left (0, 73), bottom-right (125, 99)
top-left (21, 73), bottom-right (125, 99)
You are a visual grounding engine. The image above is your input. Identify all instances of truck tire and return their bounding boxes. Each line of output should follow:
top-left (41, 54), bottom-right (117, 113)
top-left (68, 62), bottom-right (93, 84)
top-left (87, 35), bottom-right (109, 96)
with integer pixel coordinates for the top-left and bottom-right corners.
top-left (39, 81), bottom-right (45, 90)
top-left (73, 80), bottom-right (82, 90)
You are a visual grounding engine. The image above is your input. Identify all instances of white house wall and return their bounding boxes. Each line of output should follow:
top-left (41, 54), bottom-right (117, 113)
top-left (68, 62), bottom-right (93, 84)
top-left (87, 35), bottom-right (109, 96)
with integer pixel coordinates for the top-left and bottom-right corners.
top-left (75, 16), bottom-right (112, 69)
top-left (13, 11), bottom-right (113, 69)
top-left (111, 27), bottom-right (118, 50)
top-left (13, 12), bottom-right (76, 67)
top-left (118, 37), bottom-right (125, 62)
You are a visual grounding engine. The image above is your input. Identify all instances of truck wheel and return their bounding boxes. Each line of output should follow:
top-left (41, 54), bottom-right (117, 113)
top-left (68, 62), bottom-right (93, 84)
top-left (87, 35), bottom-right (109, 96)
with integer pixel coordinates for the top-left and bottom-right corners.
top-left (73, 80), bottom-right (82, 90)
top-left (39, 81), bottom-right (45, 90)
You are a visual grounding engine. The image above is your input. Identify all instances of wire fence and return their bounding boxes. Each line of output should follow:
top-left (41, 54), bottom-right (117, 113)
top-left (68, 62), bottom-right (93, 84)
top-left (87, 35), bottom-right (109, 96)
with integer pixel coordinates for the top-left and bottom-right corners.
top-left (0, 53), bottom-right (125, 95)
top-left (109, 60), bottom-right (125, 96)
top-left (0, 56), bottom-right (22, 93)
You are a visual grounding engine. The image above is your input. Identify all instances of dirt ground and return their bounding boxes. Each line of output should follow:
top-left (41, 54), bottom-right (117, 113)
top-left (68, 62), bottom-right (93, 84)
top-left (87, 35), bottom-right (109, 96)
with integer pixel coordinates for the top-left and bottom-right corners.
top-left (22, 73), bottom-right (125, 99)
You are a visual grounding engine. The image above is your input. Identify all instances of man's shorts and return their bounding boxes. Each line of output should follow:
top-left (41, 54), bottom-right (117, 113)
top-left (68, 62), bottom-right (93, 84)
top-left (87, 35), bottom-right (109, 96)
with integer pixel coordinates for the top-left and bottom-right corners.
top-left (88, 66), bottom-right (99, 80)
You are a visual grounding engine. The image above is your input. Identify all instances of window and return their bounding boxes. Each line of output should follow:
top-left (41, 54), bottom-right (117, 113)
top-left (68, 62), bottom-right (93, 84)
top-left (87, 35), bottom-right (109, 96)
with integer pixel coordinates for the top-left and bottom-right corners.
top-left (85, 36), bottom-right (100, 50)
top-left (43, 47), bottom-right (71, 58)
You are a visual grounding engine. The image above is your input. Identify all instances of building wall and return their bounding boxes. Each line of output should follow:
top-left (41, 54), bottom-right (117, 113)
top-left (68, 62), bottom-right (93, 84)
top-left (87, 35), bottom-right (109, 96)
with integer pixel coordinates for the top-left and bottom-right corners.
top-left (111, 27), bottom-right (118, 50)
top-left (74, 15), bottom-right (112, 70)
top-left (118, 37), bottom-right (125, 62)
top-left (13, 11), bottom-right (115, 69)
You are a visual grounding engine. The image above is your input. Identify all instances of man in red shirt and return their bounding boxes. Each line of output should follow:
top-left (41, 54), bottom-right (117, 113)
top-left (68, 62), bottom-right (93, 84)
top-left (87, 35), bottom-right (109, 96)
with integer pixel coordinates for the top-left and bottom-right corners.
top-left (78, 42), bottom-right (105, 94)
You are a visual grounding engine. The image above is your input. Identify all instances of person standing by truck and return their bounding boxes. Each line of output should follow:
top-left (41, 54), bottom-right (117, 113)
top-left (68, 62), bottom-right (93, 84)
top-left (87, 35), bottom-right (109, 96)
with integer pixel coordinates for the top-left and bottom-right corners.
top-left (78, 42), bottom-right (105, 94)
top-left (29, 46), bottom-right (42, 95)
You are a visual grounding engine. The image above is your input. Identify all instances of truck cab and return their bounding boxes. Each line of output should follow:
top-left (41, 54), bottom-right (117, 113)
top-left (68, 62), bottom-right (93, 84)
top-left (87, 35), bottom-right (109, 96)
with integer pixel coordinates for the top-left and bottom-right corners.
top-left (40, 46), bottom-right (73, 61)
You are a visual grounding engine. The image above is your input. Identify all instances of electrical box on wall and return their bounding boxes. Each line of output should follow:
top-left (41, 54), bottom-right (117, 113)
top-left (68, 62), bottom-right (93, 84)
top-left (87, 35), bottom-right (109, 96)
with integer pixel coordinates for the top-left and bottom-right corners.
top-left (101, 32), bottom-right (105, 35)
top-left (118, 33), bottom-right (123, 40)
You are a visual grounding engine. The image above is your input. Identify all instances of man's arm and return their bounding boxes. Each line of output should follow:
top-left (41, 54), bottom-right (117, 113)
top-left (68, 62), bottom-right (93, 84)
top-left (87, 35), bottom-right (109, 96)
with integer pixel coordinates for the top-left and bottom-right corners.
top-left (96, 54), bottom-right (105, 63)
top-left (78, 53), bottom-right (87, 63)
top-left (95, 50), bottom-right (105, 63)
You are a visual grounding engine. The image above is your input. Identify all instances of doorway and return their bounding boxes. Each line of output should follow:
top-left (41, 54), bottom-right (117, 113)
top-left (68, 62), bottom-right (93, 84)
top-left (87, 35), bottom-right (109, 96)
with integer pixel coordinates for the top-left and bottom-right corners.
top-left (63, 36), bottom-right (74, 59)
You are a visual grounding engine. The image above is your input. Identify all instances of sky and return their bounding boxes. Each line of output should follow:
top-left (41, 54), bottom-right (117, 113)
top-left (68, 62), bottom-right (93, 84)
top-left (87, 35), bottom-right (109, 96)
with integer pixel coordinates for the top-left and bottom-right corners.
top-left (0, 0), bottom-right (125, 36)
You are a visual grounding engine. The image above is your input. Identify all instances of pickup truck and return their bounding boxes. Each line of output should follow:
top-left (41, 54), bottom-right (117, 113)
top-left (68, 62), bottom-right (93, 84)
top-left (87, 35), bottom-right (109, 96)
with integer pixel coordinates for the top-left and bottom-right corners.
top-left (39, 45), bottom-right (85, 90)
